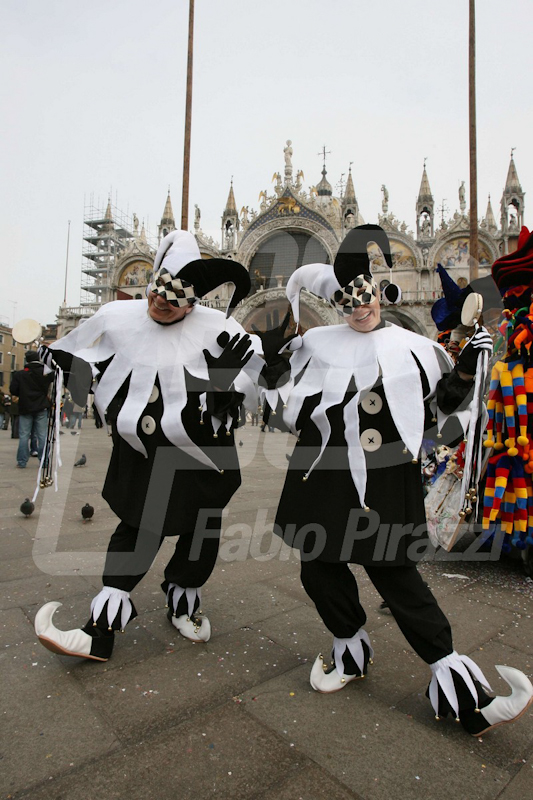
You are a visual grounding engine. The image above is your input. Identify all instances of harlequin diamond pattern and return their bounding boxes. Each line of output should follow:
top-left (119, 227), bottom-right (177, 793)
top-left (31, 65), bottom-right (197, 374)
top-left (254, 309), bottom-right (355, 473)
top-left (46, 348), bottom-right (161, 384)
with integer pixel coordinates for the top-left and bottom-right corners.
top-left (333, 276), bottom-right (378, 313)
top-left (150, 268), bottom-right (197, 307)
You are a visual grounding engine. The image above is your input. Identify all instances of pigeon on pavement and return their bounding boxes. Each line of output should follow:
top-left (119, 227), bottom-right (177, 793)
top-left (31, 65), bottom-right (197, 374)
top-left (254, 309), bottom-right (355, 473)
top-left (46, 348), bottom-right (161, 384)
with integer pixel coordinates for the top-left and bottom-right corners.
top-left (74, 454), bottom-right (87, 467)
top-left (81, 503), bottom-right (94, 521)
top-left (20, 498), bottom-right (35, 517)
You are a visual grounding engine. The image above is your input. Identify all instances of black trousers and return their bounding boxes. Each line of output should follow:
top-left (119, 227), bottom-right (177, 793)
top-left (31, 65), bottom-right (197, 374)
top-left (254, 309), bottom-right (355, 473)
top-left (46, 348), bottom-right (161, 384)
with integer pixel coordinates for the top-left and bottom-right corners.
top-left (300, 560), bottom-right (453, 664)
top-left (102, 515), bottom-right (221, 594)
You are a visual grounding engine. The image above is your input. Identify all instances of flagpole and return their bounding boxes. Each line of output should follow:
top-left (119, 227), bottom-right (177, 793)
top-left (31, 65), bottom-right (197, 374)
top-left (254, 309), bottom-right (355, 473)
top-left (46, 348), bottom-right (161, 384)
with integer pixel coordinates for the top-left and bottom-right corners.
top-left (181, 0), bottom-right (195, 231)
top-left (63, 220), bottom-right (71, 305)
top-left (469, 0), bottom-right (479, 281)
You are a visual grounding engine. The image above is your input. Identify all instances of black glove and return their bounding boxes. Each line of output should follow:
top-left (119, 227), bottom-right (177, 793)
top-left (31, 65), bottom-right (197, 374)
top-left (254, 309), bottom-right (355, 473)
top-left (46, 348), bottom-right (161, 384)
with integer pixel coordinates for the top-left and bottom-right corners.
top-left (38, 344), bottom-right (58, 370)
top-left (203, 332), bottom-right (253, 391)
top-left (252, 310), bottom-right (298, 365)
top-left (456, 327), bottom-right (493, 375)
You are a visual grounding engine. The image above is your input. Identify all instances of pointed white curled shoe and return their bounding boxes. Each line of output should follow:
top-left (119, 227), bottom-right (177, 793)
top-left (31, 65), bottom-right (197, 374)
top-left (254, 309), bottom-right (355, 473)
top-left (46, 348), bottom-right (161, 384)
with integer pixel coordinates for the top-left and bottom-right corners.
top-left (165, 583), bottom-right (210, 642)
top-left (169, 611), bottom-right (211, 642)
top-left (470, 666), bottom-right (533, 737)
top-left (34, 601), bottom-right (113, 661)
top-left (310, 653), bottom-right (363, 693)
top-left (310, 629), bottom-right (373, 693)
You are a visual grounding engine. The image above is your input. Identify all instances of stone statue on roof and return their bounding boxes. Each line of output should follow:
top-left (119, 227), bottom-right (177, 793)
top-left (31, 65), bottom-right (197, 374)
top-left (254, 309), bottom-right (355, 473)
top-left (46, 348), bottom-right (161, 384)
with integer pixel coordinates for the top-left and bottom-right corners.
top-left (459, 181), bottom-right (466, 213)
top-left (381, 185), bottom-right (389, 215)
top-left (284, 140), bottom-right (293, 168)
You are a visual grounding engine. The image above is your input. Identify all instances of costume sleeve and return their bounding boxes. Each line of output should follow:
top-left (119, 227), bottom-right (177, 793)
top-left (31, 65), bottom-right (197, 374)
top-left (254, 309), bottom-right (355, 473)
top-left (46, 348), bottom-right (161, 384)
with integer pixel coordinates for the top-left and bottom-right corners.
top-left (206, 389), bottom-right (245, 426)
top-left (260, 353), bottom-right (291, 391)
top-left (38, 344), bottom-right (93, 407)
top-left (436, 367), bottom-right (475, 415)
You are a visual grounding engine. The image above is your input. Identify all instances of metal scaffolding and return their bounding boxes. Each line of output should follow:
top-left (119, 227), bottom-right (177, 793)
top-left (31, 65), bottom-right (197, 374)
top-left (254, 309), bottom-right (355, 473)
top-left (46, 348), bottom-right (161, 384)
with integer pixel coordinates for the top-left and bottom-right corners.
top-left (81, 200), bottom-right (157, 308)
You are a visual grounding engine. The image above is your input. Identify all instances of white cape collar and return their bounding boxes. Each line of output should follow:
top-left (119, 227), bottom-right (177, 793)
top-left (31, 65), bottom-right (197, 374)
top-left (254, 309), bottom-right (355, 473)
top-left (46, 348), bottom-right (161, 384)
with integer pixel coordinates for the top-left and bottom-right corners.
top-left (284, 322), bottom-right (455, 507)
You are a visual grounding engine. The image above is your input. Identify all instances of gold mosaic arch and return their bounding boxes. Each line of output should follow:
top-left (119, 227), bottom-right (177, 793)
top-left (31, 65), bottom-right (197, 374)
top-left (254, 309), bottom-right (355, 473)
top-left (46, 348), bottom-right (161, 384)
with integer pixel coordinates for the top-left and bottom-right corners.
top-left (117, 259), bottom-right (153, 289)
top-left (430, 235), bottom-right (498, 271)
top-left (389, 239), bottom-right (418, 271)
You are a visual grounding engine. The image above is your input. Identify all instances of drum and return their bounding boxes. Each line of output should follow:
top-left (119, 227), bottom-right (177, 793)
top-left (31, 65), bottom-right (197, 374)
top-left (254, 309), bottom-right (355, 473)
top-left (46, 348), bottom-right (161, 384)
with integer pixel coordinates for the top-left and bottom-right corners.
top-left (461, 292), bottom-right (483, 328)
top-left (12, 319), bottom-right (43, 345)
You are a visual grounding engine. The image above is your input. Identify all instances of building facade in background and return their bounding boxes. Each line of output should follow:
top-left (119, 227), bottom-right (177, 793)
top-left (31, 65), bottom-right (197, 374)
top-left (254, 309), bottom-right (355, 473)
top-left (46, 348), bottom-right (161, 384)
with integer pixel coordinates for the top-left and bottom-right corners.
top-left (56, 143), bottom-right (525, 339)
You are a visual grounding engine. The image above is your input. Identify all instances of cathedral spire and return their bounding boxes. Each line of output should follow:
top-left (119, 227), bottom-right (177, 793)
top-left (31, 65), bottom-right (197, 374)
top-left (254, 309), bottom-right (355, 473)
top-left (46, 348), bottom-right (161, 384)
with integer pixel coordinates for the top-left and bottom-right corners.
top-left (504, 152), bottom-right (522, 194)
top-left (484, 194), bottom-right (497, 232)
top-left (344, 165), bottom-right (356, 204)
top-left (500, 151), bottom-right (525, 238)
top-left (224, 179), bottom-right (237, 215)
top-left (158, 190), bottom-right (176, 242)
top-left (417, 163), bottom-right (433, 203)
top-left (342, 164), bottom-right (361, 231)
top-left (221, 178), bottom-right (239, 251)
top-left (102, 197), bottom-right (114, 232)
top-left (416, 161), bottom-right (434, 239)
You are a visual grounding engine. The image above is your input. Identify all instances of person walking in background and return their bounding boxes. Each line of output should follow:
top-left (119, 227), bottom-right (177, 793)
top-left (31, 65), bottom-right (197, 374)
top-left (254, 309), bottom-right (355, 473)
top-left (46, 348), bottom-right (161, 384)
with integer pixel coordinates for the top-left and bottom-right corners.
top-left (68, 401), bottom-right (84, 431)
top-left (9, 351), bottom-right (53, 468)
top-left (9, 394), bottom-right (19, 439)
top-left (93, 403), bottom-right (104, 429)
top-left (0, 392), bottom-right (5, 431)
top-left (2, 394), bottom-right (11, 430)
top-left (62, 392), bottom-right (73, 427)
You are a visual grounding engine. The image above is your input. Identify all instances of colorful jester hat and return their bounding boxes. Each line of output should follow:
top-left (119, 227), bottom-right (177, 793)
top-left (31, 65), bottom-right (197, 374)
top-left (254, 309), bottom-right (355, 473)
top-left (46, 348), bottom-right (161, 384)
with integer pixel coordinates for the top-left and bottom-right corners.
top-left (483, 227), bottom-right (533, 551)
top-left (149, 230), bottom-right (250, 317)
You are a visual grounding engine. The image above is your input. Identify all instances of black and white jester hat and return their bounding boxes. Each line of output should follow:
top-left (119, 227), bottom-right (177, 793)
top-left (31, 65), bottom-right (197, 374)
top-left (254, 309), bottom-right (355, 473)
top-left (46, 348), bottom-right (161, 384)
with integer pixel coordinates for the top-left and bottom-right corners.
top-left (150, 230), bottom-right (250, 317)
top-left (286, 224), bottom-right (399, 325)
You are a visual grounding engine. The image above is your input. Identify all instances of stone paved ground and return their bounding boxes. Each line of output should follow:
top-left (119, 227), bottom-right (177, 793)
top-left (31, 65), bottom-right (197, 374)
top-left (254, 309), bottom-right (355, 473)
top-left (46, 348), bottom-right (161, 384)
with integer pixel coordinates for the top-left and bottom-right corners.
top-left (1, 423), bottom-right (533, 799)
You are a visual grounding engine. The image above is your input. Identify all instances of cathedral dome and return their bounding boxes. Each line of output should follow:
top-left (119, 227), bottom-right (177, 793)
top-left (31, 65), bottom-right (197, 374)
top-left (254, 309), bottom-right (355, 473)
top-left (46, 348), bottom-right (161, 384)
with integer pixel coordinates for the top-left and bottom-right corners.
top-left (316, 166), bottom-right (333, 197)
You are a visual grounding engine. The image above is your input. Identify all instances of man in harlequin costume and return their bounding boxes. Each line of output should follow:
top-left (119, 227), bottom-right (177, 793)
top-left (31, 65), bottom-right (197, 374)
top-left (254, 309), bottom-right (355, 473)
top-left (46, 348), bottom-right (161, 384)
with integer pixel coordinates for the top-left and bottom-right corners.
top-left (256, 224), bottom-right (533, 736)
top-left (33, 230), bottom-right (262, 661)
top-left (483, 227), bottom-right (533, 552)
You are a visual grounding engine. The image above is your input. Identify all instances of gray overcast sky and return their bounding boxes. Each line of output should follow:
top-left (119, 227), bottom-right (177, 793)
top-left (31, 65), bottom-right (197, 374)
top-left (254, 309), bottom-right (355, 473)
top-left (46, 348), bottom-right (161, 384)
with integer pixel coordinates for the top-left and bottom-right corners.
top-left (1, 0), bottom-right (532, 328)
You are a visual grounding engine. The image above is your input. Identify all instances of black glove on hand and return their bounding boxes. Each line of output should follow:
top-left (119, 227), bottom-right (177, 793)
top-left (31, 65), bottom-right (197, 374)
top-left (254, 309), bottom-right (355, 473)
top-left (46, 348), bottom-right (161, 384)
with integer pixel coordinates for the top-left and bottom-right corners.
top-left (203, 332), bottom-right (253, 391)
top-left (252, 310), bottom-right (297, 365)
top-left (456, 327), bottom-right (493, 375)
top-left (37, 344), bottom-right (58, 370)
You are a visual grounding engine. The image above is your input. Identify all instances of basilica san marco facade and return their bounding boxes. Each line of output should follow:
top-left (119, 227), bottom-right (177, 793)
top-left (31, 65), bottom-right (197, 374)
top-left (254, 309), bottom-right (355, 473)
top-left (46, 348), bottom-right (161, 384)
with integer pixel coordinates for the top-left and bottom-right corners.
top-left (66, 141), bottom-right (525, 340)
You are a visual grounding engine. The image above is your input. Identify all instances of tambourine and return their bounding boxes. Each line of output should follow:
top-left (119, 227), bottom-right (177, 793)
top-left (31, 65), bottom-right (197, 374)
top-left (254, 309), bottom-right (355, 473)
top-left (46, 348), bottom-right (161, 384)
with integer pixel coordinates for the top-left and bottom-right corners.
top-left (12, 318), bottom-right (43, 345)
top-left (461, 292), bottom-right (483, 328)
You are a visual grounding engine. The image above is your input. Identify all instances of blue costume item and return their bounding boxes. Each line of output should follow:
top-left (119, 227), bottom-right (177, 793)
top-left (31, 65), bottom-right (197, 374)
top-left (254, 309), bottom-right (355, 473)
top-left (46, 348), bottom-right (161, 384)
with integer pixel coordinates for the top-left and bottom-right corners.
top-left (431, 264), bottom-right (472, 332)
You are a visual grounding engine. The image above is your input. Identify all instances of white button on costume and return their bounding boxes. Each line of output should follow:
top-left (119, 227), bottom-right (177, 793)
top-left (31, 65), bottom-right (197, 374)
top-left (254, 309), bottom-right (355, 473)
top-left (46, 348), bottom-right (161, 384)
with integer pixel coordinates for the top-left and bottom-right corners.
top-left (360, 391), bottom-right (383, 415)
top-left (360, 428), bottom-right (382, 452)
top-left (148, 385), bottom-right (160, 403)
top-left (141, 415), bottom-right (156, 435)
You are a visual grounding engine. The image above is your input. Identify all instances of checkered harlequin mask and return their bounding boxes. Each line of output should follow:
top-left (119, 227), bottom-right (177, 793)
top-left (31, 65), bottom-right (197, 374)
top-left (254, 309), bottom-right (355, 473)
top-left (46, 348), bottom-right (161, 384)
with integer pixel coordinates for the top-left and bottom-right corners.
top-left (333, 275), bottom-right (379, 314)
top-left (149, 267), bottom-right (197, 308)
